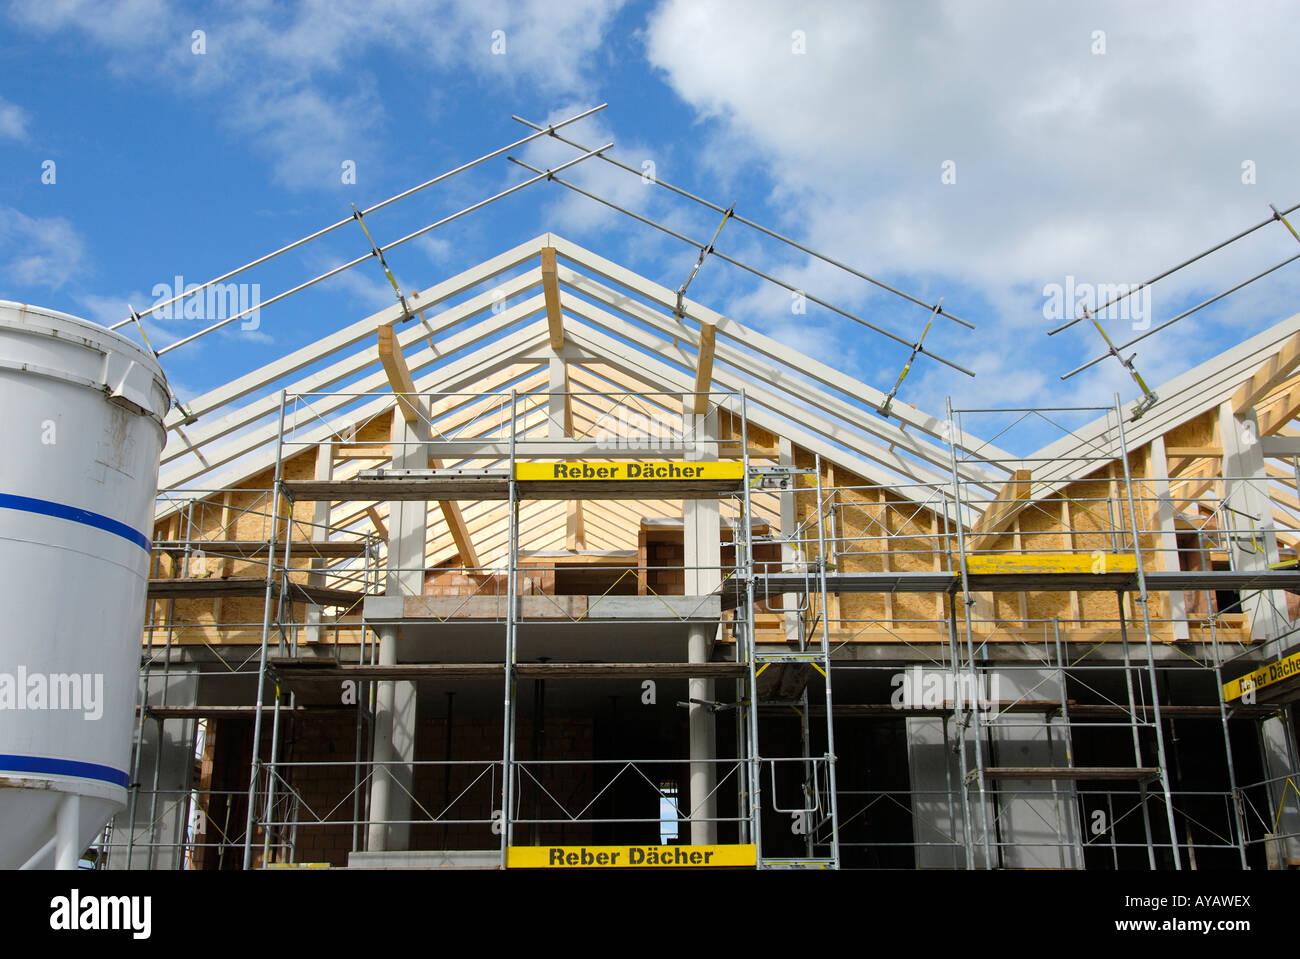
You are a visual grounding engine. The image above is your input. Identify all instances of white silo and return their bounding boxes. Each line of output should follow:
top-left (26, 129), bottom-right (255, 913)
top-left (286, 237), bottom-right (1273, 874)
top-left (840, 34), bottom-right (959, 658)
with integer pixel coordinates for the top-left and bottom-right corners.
top-left (0, 301), bottom-right (169, 869)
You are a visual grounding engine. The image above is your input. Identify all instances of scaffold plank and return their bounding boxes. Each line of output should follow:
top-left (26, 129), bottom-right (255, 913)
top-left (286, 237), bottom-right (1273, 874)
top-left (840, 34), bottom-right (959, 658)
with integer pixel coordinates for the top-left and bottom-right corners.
top-left (268, 660), bottom-right (745, 682)
top-left (282, 477), bottom-right (510, 501)
top-left (147, 576), bottom-right (365, 608)
top-left (982, 766), bottom-right (1161, 781)
top-left (722, 567), bottom-right (1300, 608)
top-left (154, 540), bottom-right (370, 559)
top-left (965, 552), bottom-right (1138, 575)
top-left (142, 705), bottom-right (355, 718)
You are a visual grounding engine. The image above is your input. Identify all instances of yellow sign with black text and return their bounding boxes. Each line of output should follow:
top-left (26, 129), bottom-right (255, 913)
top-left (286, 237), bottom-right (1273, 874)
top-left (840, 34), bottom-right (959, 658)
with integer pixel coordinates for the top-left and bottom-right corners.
top-left (514, 461), bottom-right (743, 482)
top-left (1223, 648), bottom-right (1300, 701)
top-left (507, 844), bottom-right (757, 868)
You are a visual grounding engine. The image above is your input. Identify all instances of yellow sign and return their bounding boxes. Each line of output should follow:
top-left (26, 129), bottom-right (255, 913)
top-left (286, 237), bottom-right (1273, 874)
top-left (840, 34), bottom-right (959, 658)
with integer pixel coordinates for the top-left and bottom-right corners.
top-left (514, 461), bottom-right (743, 482)
top-left (507, 844), bottom-right (756, 868)
top-left (1223, 648), bottom-right (1300, 701)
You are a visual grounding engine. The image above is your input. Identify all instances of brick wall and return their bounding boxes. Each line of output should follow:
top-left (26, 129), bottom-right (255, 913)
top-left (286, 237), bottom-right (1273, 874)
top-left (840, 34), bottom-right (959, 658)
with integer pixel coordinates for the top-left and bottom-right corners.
top-left (423, 565), bottom-right (555, 597)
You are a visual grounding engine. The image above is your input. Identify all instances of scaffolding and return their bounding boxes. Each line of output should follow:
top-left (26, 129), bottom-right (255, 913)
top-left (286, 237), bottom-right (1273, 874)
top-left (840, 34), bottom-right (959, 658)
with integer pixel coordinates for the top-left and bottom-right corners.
top-left (100, 377), bottom-right (1300, 870)
top-left (45, 98), bottom-right (1295, 871)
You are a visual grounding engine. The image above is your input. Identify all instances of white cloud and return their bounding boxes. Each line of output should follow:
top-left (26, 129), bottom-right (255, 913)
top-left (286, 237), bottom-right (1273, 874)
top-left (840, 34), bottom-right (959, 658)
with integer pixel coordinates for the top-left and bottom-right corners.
top-left (9, 0), bottom-right (172, 48)
top-left (644, 0), bottom-right (1300, 424)
top-left (7, 0), bottom-right (628, 190)
top-left (77, 290), bottom-right (147, 328)
top-left (0, 206), bottom-right (87, 290)
top-left (647, 0), bottom-right (1300, 285)
top-left (0, 97), bottom-right (31, 142)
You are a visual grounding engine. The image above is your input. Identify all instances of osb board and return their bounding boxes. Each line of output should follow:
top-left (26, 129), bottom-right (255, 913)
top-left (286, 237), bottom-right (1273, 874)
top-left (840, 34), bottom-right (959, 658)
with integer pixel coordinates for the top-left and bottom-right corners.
top-left (347, 407), bottom-right (395, 445)
top-left (1162, 408), bottom-right (1219, 452)
top-left (790, 455), bottom-right (948, 626)
top-left (149, 447), bottom-right (328, 635)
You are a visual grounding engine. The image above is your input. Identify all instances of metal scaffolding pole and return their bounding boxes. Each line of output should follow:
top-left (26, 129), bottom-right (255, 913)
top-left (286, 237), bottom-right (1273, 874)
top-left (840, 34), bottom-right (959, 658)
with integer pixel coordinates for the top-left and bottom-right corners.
top-left (510, 113), bottom-right (974, 330)
top-left (260, 496), bottom-right (299, 864)
top-left (1049, 199), bottom-right (1300, 337)
top-left (158, 143), bottom-right (612, 356)
top-left (1210, 615), bottom-right (1251, 868)
top-left (1117, 592), bottom-right (1158, 869)
top-left (1114, 395), bottom-right (1184, 870)
top-left (242, 390), bottom-right (289, 869)
top-left (507, 156), bottom-right (975, 377)
top-left (1064, 251), bottom-right (1300, 381)
top-left (945, 398), bottom-right (994, 868)
top-left (947, 593), bottom-right (975, 868)
top-left (812, 453), bottom-right (842, 867)
top-left (500, 389), bottom-right (520, 868)
top-left (739, 390), bottom-right (764, 863)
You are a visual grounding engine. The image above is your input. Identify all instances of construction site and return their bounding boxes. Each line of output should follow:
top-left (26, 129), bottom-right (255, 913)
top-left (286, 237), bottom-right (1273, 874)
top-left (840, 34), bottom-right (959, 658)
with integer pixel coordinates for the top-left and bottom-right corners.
top-left (6, 106), bottom-right (1300, 872)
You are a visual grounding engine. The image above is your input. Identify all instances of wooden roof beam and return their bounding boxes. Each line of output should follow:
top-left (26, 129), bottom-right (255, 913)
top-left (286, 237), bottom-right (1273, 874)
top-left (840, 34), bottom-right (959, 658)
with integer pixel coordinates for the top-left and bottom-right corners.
top-left (423, 458), bottom-right (480, 570)
top-left (377, 322), bottom-right (424, 425)
top-left (380, 322), bottom-right (480, 568)
top-left (693, 323), bottom-right (716, 416)
top-left (968, 470), bottom-right (1032, 551)
top-left (1259, 378), bottom-right (1300, 435)
top-left (1232, 330), bottom-right (1300, 413)
top-left (364, 505), bottom-right (388, 540)
top-left (542, 246), bottom-right (564, 350)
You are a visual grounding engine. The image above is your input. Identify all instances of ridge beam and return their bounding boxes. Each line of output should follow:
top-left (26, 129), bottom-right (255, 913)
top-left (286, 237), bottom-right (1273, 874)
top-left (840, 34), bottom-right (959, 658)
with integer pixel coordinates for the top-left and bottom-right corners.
top-left (377, 322), bottom-right (424, 425)
top-left (542, 246), bottom-right (564, 350)
top-left (693, 323), bottom-right (716, 416)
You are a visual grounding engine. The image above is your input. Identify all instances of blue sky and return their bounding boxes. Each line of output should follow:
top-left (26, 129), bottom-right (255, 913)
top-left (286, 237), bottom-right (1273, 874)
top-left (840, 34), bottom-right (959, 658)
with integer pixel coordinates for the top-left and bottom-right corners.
top-left (3, 0), bottom-right (1300, 450)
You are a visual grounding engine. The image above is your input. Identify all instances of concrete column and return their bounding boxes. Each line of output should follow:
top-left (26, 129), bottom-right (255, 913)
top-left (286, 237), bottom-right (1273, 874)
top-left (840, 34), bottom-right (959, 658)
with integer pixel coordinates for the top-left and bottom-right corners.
top-left (304, 444), bottom-right (334, 645)
top-left (1220, 402), bottom-right (1288, 641)
top-left (367, 409), bottom-right (427, 851)
top-left (1148, 436), bottom-right (1189, 641)
top-left (684, 403), bottom-right (721, 844)
top-left (907, 668), bottom-right (1080, 869)
top-left (368, 626), bottom-right (417, 851)
top-left (779, 438), bottom-right (801, 644)
top-left (984, 669), bottom-right (1080, 869)
top-left (906, 717), bottom-right (967, 869)
top-left (547, 356), bottom-right (567, 440)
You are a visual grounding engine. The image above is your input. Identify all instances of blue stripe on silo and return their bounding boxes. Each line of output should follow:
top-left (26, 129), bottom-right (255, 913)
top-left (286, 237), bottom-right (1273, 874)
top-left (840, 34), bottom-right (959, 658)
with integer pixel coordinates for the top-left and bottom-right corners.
top-left (0, 492), bottom-right (150, 552)
top-left (0, 754), bottom-right (130, 788)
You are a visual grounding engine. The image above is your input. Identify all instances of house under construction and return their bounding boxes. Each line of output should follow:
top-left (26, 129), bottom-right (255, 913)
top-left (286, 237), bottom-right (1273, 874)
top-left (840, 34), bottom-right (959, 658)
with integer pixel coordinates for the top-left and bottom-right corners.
top-left (97, 220), bottom-right (1300, 872)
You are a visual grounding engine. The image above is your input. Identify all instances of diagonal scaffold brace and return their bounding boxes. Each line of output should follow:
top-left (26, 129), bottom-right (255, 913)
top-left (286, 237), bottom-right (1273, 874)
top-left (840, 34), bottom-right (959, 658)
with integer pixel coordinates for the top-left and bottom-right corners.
top-left (126, 301), bottom-right (197, 423)
top-left (351, 203), bottom-right (436, 349)
top-left (879, 298), bottom-right (941, 419)
top-left (1088, 312), bottom-right (1158, 420)
top-left (1056, 199), bottom-right (1300, 418)
top-left (675, 202), bottom-right (735, 320)
top-left (1272, 203), bottom-right (1300, 246)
